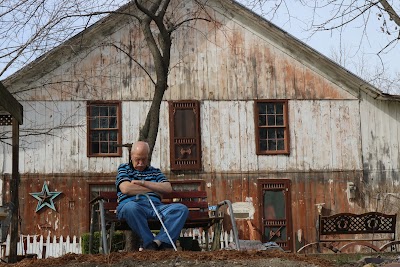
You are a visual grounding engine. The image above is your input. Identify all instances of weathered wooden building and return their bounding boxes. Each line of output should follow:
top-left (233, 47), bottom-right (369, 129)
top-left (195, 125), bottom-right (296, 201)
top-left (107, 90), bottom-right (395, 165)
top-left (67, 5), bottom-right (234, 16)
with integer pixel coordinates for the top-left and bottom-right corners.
top-left (1, 0), bottom-right (400, 252)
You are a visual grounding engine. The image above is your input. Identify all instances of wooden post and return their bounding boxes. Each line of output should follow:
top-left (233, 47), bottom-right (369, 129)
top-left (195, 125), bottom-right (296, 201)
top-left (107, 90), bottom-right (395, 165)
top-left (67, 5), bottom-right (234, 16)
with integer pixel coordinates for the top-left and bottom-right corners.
top-left (0, 81), bottom-right (23, 262)
top-left (8, 118), bottom-right (19, 263)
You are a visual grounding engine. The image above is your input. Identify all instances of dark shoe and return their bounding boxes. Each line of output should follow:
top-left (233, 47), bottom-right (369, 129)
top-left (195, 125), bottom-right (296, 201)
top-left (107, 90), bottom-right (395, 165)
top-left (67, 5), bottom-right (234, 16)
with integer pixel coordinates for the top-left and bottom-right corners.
top-left (159, 242), bottom-right (174, 251)
top-left (144, 241), bottom-right (159, 251)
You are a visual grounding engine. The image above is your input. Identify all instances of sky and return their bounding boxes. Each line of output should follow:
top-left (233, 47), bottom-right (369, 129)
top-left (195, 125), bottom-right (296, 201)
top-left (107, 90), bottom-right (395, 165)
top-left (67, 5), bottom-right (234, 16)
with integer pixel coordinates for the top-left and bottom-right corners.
top-left (238, 1), bottom-right (400, 93)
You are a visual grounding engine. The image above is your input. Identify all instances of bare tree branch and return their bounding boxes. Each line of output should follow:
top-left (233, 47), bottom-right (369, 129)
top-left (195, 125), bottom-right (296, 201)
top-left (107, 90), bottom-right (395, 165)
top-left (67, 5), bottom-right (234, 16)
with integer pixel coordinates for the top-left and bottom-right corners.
top-left (379, 0), bottom-right (400, 28)
top-left (170, 17), bottom-right (211, 33)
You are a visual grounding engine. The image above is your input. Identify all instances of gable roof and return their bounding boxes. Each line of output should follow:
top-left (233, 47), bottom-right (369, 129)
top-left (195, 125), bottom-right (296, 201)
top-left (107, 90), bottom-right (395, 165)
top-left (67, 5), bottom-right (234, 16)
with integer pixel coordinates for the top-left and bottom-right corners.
top-left (2, 0), bottom-right (399, 101)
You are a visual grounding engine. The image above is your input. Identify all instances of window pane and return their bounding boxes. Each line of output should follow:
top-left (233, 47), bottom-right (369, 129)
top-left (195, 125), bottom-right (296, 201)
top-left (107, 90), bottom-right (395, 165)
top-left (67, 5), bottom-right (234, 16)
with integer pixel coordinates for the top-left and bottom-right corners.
top-left (258, 103), bottom-right (266, 114)
top-left (92, 132), bottom-right (99, 141)
top-left (259, 115), bottom-right (266, 126)
top-left (276, 103), bottom-right (283, 114)
top-left (100, 107), bottom-right (109, 116)
top-left (100, 118), bottom-right (108, 128)
top-left (100, 142), bottom-right (108, 153)
top-left (92, 142), bottom-right (99, 153)
top-left (109, 142), bottom-right (117, 153)
top-left (268, 140), bottom-right (276, 150)
top-left (266, 103), bottom-right (274, 114)
top-left (259, 128), bottom-right (267, 139)
top-left (91, 106), bottom-right (99, 116)
top-left (90, 117), bottom-right (99, 129)
top-left (100, 131), bottom-right (108, 141)
top-left (276, 115), bottom-right (284, 126)
top-left (260, 140), bottom-right (267, 150)
top-left (109, 131), bottom-right (117, 141)
top-left (277, 129), bottom-right (284, 138)
top-left (267, 129), bottom-right (276, 139)
top-left (267, 115), bottom-right (275, 126)
top-left (277, 140), bottom-right (285, 150)
top-left (109, 106), bottom-right (116, 116)
top-left (109, 117), bottom-right (117, 128)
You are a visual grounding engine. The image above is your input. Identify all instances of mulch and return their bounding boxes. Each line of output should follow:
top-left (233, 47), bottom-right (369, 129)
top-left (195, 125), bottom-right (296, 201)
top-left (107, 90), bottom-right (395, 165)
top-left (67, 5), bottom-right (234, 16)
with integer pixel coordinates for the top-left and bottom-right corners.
top-left (1, 250), bottom-right (335, 267)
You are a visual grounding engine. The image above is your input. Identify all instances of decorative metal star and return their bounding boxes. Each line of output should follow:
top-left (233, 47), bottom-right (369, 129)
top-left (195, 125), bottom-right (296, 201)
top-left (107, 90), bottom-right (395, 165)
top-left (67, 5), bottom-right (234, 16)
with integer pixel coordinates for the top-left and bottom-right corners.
top-left (29, 183), bottom-right (62, 212)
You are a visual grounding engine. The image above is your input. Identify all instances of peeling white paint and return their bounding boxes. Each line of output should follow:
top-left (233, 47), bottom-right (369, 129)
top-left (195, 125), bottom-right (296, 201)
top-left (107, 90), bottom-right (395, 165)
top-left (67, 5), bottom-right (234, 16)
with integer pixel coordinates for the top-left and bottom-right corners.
top-left (297, 229), bottom-right (302, 242)
top-left (55, 217), bottom-right (59, 230)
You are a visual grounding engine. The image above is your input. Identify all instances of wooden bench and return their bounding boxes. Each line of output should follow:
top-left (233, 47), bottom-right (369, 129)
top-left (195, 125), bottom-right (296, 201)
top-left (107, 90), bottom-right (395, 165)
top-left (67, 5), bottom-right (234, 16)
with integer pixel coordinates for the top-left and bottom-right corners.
top-left (297, 212), bottom-right (399, 253)
top-left (88, 185), bottom-right (239, 253)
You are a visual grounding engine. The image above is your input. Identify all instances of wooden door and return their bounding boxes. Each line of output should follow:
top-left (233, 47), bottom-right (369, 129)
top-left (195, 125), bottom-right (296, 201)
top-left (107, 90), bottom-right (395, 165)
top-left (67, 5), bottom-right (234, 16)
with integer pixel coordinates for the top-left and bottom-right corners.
top-left (168, 100), bottom-right (202, 171)
top-left (259, 179), bottom-right (292, 251)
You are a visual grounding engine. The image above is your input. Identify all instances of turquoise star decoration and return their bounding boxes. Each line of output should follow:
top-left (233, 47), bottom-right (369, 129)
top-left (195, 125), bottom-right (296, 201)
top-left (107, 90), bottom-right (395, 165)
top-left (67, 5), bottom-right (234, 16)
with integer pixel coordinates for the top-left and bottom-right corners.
top-left (29, 183), bottom-right (62, 212)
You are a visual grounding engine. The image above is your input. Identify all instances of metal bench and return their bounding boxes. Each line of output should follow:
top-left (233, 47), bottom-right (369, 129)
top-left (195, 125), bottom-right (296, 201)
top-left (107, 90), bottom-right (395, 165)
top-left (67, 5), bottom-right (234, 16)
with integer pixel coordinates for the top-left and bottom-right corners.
top-left (297, 212), bottom-right (399, 253)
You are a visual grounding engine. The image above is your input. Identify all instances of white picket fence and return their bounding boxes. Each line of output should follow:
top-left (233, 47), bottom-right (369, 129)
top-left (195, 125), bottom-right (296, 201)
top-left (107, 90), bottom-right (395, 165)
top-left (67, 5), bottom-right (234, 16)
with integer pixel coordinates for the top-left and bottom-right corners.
top-left (181, 228), bottom-right (235, 250)
top-left (1, 234), bottom-right (81, 259)
top-left (0, 229), bottom-right (235, 259)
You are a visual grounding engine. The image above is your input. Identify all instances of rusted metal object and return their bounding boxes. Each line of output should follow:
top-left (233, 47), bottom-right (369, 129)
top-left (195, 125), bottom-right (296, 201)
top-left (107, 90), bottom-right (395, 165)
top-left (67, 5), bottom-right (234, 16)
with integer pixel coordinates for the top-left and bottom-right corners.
top-left (297, 212), bottom-right (397, 253)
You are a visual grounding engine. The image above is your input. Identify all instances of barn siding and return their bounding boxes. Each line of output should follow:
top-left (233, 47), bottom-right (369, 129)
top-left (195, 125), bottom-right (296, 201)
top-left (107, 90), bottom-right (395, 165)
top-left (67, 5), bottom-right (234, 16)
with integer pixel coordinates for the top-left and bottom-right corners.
top-left (0, 0), bottom-right (399, 252)
top-left (3, 170), bottom-right (394, 250)
top-left (0, 99), bottom-right (362, 174)
top-left (360, 92), bottom-right (400, 185)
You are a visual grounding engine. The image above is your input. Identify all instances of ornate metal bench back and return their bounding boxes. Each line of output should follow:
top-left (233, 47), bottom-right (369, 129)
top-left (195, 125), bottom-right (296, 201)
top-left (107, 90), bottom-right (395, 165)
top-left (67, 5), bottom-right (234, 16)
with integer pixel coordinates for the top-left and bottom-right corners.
top-left (320, 212), bottom-right (396, 236)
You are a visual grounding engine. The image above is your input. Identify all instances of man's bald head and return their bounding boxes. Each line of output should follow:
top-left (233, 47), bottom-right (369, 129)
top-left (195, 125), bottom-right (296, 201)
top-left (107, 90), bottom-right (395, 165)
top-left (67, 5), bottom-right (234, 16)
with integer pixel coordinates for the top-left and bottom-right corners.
top-left (131, 141), bottom-right (150, 171)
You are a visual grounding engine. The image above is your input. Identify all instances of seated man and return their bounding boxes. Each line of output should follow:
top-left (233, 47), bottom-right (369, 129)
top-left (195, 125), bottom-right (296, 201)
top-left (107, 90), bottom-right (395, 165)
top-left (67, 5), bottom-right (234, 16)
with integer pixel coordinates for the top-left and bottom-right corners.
top-left (116, 141), bottom-right (188, 250)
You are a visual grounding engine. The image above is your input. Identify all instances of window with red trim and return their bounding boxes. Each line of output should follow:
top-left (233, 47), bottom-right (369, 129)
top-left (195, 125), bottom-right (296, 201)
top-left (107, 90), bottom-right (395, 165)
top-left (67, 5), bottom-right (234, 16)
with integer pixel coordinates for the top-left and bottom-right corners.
top-left (87, 101), bottom-right (122, 157)
top-left (255, 100), bottom-right (290, 155)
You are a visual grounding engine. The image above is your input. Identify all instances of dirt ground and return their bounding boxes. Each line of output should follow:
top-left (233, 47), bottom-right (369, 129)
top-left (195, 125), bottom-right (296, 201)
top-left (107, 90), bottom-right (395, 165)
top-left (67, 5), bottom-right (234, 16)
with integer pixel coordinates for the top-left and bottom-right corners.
top-left (2, 250), bottom-right (400, 267)
top-left (0, 250), bottom-right (333, 267)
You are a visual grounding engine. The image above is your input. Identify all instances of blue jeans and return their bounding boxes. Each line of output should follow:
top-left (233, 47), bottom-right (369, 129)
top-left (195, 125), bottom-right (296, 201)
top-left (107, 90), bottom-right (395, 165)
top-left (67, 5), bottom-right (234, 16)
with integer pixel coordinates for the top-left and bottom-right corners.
top-left (117, 196), bottom-right (189, 248)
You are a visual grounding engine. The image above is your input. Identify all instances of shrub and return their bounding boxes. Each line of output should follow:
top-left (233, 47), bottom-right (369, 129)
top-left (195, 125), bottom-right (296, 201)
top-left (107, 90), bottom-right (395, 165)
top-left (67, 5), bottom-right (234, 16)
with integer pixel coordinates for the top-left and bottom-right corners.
top-left (81, 231), bottom-right (125, 254)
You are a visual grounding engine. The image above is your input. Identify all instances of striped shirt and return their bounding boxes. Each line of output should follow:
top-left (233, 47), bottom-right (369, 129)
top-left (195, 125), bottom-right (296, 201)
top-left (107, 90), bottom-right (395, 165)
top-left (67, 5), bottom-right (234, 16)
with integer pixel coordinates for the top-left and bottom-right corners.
top-left (115, 163), bottom-right (168, 205)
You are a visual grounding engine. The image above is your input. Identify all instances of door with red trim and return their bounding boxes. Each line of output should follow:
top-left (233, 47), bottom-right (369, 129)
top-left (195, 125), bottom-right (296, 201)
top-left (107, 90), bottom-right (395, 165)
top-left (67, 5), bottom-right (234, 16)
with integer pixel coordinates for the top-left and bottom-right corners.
top-left (259, 179), bottom-right (292, 251)
top-left (168, 100), bottom-right (202, 171)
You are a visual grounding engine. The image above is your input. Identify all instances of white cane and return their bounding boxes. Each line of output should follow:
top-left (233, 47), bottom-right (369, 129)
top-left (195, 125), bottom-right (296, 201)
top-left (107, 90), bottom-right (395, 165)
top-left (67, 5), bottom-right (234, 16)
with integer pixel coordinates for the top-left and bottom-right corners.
top-left (137, 194), bottom-right (177, 251)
